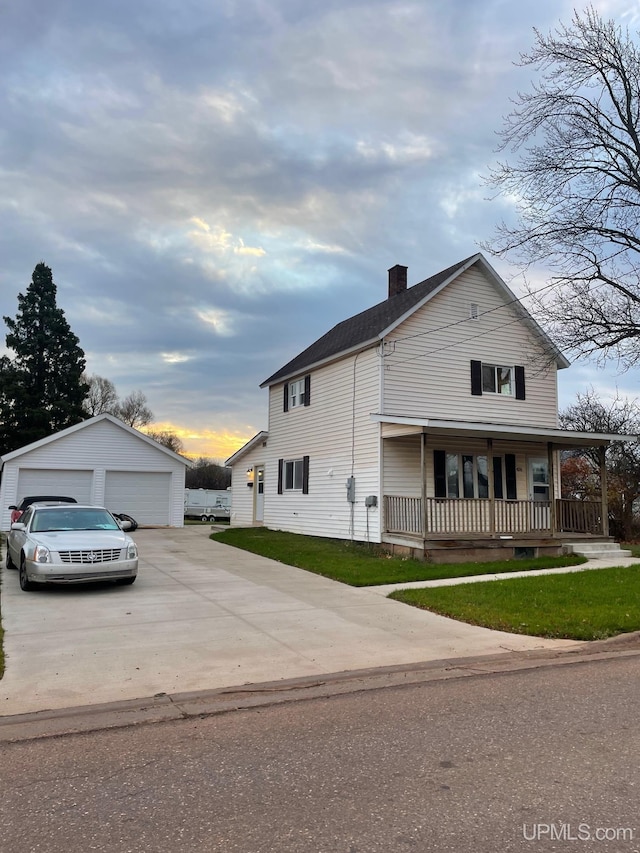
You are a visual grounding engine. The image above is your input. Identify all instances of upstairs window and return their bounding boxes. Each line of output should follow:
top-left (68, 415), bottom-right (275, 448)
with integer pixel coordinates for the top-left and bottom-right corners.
top-left (482, 364), bottom-right (513, 395)
top-left (289, 378), bottom-right (306, 408)
top-left (470, 361), bottom-right (525, 400)
top-left (283, 374), bottom-right (311, 411)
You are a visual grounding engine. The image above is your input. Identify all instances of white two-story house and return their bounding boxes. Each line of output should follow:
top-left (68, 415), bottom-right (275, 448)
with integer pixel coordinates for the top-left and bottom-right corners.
top-left (226, 254), bottom-right (624, 561)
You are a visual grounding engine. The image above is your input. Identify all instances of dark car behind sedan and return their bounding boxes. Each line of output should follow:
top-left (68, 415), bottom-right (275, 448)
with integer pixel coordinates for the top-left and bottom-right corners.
top-left (9, 495), bottom-right (77, 524)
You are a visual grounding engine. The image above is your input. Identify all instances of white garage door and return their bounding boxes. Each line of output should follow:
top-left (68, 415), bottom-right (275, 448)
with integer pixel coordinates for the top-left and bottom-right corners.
top-left (104, 471), bottom-right (171, 525)
top-left (17, 469), bottom-right (93, 504)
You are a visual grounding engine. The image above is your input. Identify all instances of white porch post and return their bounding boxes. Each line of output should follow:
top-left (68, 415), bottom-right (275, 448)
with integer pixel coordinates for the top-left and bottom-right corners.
top-left (599, 445), bottom-right (609, 537)
top-left (487, 437), bottom-right (495, 536)
top-left (548, 441), bottom-right (557, 535)
top-left (421, 431), bottom-right (427, 538)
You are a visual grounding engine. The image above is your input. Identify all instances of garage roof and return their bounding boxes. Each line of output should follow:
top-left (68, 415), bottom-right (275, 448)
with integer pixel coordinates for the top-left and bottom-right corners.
top-left (0, 413), bottom-right (192, 467)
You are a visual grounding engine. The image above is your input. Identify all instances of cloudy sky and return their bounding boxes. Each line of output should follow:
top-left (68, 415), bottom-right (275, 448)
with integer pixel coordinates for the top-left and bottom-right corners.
top-left (2, 0), bottom-right (639, 459)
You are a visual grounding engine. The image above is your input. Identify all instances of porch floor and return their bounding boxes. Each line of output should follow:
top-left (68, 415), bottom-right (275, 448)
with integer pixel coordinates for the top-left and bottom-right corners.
top-left (381, 532), bottom-right (615, 564)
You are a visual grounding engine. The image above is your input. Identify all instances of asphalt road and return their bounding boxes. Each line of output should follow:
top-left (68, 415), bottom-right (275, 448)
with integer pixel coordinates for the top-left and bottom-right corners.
top-left (2, 654), bottom-right (640, 853)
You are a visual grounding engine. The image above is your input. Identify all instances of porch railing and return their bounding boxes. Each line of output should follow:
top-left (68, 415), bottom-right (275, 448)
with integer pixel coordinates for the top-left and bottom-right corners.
top-left (384, 495), bottom-right (603, 537)
top-left (556, 498), bottom-right (602, 534)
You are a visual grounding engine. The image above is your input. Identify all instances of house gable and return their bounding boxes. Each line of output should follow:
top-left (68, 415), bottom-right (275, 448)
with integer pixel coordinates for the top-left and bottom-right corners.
top-left (260, 254), bottom-right (568, 389)
top-left (381, 264), bottom-right (562, 427)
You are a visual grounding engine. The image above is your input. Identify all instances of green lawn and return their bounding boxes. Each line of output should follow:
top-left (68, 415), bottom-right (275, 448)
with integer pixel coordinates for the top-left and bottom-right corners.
top-left (212, 527), bottom-right (586, 586)
top-left (390, 565), bottom-right (640, 640)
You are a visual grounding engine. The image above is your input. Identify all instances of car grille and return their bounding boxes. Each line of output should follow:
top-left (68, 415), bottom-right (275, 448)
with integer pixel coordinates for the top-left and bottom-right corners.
top-left (58, 548), bottom-right (124, 564)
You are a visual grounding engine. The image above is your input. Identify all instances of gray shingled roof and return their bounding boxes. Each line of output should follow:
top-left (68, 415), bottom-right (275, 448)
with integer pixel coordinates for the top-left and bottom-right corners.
top-left (261, 255), bottom-right (476, 386)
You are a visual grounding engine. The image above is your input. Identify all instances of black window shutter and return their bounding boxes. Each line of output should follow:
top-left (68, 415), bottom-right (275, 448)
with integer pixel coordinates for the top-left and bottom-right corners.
top-left (493, 457), bottom-right (504, 500)
top-left (505, 454), bottom-right (517, 500)
top-left (470, 360), bottom-right (482, 396)
top-left (304, 374), bottom-right (311, 407)
top-left (302, 455), bottom-right (310, 494)
top-left (283, 384), bottom-right (289, 412)
top-left (434, 450), bottom-right (447, 498)
top-left (514, 366), bottom-right (525, 400)
top-left (277, 459), bottom-right (284, 494)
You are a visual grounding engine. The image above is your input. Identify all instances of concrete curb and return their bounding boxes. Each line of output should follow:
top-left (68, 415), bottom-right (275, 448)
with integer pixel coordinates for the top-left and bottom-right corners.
top-left (2, 639), bottom-right (640, 744)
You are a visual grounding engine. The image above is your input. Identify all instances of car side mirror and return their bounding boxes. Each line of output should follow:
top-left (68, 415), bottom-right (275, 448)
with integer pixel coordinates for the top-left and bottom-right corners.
top-left (117, 519), bottom-right (132, 531)
top-left (8, 505), bottom-right (16, 510)
top-left (10, 522), bottom-right (25, 530)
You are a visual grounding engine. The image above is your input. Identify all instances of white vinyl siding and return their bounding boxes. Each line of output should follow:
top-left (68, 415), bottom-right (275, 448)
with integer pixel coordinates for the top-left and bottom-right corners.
top-left (383, 436), bottom-right (423, 498)
top-left (229, 451), bottom-right (267, 527)
top-left (382, 267), bottom-right (560, 427)
top-left (252, 348), bottom-right (381, 541)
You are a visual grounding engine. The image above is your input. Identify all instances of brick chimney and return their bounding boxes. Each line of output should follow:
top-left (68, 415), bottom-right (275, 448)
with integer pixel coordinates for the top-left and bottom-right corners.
top-left (388, 264), bottom-right (408, 298)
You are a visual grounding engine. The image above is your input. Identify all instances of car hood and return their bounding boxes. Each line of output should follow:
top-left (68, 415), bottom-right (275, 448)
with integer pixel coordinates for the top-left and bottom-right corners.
top-left (31, 530), bottom-right (132, 550)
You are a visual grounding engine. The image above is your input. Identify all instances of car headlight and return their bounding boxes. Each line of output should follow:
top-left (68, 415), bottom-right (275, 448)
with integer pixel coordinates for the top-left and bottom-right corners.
top-left (127, 542), bottom-right (138, 560)
top-left (33, 546), bottom-right (51, 564)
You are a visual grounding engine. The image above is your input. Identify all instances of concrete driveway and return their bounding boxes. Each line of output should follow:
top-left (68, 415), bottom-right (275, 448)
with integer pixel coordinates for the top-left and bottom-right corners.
top-left (0, 526), bottom-right (574, 716)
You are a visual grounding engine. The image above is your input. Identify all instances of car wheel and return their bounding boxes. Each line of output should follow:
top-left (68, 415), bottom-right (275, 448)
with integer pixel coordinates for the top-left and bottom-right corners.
top-left (116, 576), bottom-right (136, 585)
top-left (5, 547), bottom-right (16, 570)
top-left (200, 514), bottom-right (208, 522)
top-left (19, 556), bottom-right (35, 591)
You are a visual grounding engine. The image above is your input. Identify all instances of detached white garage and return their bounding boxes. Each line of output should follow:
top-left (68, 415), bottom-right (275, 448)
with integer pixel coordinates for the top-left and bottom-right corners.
top-left (0, 414), bottom-right (190, 530)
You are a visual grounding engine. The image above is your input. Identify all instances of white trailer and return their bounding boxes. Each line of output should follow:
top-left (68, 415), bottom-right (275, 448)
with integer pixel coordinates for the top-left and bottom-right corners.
top-left (184, 488), bottom-right (231, 521)
top-left (184, 489), bottom-right (231, 521)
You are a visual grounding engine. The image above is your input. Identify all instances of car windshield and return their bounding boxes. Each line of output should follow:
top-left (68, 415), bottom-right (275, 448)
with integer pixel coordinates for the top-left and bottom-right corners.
top-left (31, 508), bottom-right (120, 533)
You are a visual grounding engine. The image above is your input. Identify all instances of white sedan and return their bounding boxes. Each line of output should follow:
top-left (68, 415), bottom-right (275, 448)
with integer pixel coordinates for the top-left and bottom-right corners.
top-left (6, 504), bottom-right (138, 591)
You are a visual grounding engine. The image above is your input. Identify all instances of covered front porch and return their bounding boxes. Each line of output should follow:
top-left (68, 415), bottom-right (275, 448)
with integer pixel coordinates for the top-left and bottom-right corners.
top-left (373, 415), bottom-right (625, 561)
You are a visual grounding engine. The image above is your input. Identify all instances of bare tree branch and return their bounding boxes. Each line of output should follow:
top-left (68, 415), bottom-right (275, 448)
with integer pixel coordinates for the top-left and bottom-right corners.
top-left (483, 7), bottom-right (640, 367)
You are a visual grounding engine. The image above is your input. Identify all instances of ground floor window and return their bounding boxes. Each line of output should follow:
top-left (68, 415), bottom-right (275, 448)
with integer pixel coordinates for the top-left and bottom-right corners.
top-left (285, 459), bottom-right (304, 491)
top-left (435, 450), bottom-right (517, 500)
top-left (277, 456), bottom-right (310, 494)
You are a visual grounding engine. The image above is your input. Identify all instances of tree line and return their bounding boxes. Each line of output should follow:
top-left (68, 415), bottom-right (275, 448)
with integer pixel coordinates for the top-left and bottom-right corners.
top-left (0, 262), bottom-right (229, 489)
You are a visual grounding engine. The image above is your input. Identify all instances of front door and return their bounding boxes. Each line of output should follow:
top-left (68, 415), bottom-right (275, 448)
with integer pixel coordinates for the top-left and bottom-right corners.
top-left (254, 465), bottom-right (264, 523)
top-left (528, 457), bottom-right (550, 531)
top-left (528, 458), bottom-right (550, 500)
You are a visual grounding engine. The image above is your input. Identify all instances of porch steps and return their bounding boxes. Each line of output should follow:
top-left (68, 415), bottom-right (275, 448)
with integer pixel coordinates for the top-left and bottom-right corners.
top-left (564, 542), bottom-right (633, 560)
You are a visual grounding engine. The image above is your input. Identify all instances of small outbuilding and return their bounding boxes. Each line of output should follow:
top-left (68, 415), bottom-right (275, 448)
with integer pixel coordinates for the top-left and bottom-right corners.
top-left (0, 414), bottom-right (190, 530)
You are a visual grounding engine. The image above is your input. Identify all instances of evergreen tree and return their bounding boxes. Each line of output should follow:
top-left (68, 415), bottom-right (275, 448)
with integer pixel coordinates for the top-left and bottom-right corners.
top-left (1, 263), bottom-right (88, 451)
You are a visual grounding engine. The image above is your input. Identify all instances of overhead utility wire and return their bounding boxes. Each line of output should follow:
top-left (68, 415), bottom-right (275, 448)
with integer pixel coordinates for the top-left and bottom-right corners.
top-left (388, 276), bottom-right (566, 346)
top-left (385, 280), bottom-right (609, 366)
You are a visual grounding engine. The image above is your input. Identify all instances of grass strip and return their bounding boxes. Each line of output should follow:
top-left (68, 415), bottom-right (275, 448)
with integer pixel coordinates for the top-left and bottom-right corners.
top-left (389, 565), bottom-right (640, 640)
top-left (213, 527), bottom-right (586, 586)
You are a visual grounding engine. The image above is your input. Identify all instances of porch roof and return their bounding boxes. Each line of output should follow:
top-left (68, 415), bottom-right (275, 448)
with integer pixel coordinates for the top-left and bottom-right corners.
top-left (370, 414), bottom-right (635, 447)
top-left (225, 431), bottom-right (269, 467)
